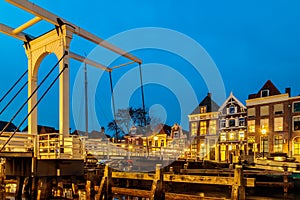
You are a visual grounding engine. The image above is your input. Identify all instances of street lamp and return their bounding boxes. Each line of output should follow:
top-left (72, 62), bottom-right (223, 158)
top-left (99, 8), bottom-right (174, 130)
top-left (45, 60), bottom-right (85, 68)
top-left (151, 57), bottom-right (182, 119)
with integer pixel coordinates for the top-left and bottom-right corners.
top-left (261, 128), bottom-right (267, 159)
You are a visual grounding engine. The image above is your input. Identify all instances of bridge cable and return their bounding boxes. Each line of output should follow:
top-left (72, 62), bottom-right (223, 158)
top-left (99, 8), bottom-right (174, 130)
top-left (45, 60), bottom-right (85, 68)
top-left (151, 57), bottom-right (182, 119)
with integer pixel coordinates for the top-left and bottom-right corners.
top-left (0, 69), bottom-right (27, 103)
top-left (0, 64), bottom-right (68, 151)
top-left (0, 81), bottom-right (28, 116)
top-left (138, 63), bottom-right (146, 126)
top-left (108, 70), bottom-right (118, 140)
top-left (0, 52), bottom-right (67, 137)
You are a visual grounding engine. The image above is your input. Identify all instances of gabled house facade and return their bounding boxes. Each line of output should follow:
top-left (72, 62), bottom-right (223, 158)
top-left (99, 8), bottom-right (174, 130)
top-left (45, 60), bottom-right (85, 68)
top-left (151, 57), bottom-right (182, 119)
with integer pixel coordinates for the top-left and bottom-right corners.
top-left (246, 80), bottom-right (300, 161)
top-left (188, 93), bottom-right (219, 161)
top-left (218, 92), bottom-right (247, 162)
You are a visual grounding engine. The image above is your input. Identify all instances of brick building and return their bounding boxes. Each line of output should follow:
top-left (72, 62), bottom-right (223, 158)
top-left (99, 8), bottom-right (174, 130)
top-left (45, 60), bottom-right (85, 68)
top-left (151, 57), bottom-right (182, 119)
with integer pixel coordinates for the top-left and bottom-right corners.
top-left (246, 80), bottom-right (300, 161)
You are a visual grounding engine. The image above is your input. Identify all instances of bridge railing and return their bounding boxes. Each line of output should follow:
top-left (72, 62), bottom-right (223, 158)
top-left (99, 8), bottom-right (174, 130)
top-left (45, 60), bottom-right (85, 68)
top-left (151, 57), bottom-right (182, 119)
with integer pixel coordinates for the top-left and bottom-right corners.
top-left (38, 133), bottom-right (83, 160)
top-left (0, 132), bottom-right (34, 152)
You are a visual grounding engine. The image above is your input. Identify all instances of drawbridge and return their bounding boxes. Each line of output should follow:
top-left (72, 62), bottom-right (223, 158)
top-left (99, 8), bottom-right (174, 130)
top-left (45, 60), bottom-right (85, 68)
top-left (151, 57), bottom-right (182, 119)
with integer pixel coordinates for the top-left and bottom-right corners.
top-left (0, 0), bottom-right (142, 179)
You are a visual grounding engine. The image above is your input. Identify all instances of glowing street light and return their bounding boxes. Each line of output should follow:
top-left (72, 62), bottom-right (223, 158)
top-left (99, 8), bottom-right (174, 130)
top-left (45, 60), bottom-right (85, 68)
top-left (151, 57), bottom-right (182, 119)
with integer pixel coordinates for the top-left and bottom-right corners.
top-left (261, 127), bottom-right (267, 159)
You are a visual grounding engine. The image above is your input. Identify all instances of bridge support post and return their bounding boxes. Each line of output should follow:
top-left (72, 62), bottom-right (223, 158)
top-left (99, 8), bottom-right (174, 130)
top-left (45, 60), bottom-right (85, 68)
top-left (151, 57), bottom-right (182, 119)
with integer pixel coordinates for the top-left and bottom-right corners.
top-left (231, 165), bottom-right (245, 200)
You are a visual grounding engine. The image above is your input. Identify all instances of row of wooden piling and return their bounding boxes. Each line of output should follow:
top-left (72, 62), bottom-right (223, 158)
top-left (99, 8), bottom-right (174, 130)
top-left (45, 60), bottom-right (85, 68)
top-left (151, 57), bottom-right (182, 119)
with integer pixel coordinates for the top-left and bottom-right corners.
top-left (87, 164), bottom-right (253, 200)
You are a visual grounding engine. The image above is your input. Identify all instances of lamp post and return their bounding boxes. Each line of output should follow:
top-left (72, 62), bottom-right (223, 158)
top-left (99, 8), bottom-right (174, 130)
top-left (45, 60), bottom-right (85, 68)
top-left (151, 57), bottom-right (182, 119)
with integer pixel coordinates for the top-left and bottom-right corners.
top-left (261, 128), bottom-right (267, 159)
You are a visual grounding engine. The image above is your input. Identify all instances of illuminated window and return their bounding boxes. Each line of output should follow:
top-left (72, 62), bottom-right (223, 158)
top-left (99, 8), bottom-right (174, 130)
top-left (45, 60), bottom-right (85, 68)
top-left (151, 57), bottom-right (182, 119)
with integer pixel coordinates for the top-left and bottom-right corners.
top-left (220, 132), bottom-right (226, 142)
top-left (294, 117), bottom-right (300, 131)
top-left (248, 136), bottom-right (255, 143)
top-left (200, 121), bottom-right (207, 135)
top-left (248, 120), bottom-right (255, 133)
top-left (200, 106), bottom-right (207, 114)
top-left (274, 117), bottom-right (283, 131)
top-left (260, 119), bottom-right (269, 131)
top-left (209, 120), bottom-right (216, 134)
top-left (229, 132), bottom-right (236, 141)
top-left (261, 137), bottom-right (269, 153)
top-left (294, 141), bottom-right (300, 155)
top-left (274, 135), bottom-right (283, 152)
top-left (239, 131), bottom-right (245, 141)
top-left (191, 122), bottom-right (198, 135)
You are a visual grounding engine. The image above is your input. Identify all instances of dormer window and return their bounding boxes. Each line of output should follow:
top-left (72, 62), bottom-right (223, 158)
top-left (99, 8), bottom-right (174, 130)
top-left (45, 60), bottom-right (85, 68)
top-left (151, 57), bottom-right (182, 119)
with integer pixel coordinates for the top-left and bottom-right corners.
top-left (229, 105), bottom-right (235, 114)
top-left (261, 89), bottom-right (269, 97)
top-left (200, 106), bottom-right (207, 114)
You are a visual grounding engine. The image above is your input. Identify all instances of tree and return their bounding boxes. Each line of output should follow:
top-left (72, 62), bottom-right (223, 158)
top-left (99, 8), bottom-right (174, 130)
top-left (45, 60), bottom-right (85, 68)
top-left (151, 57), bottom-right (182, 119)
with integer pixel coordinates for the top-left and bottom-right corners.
top-left (106, 107), bottom-right (151, 140)
top-left (107, 120), bottom-right (124, 142)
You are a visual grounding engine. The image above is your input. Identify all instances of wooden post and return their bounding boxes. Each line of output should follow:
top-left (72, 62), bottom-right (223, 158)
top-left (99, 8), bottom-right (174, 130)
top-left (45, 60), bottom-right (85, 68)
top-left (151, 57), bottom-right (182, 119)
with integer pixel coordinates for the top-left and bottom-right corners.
top-left (183, 163), bottom-right (188, 175)
top-left (86, 180), bottom-right (91, 200)
top-left (283, 165), bottom-right (289, 194)
top-left (95, 164), bottom-right (108, 200)
top-left (231, 165), bottom-right (245, 200)
top-left (150, 164), bottom-right (164, 200)
top-left (105, 165), bottom-right (112, 200)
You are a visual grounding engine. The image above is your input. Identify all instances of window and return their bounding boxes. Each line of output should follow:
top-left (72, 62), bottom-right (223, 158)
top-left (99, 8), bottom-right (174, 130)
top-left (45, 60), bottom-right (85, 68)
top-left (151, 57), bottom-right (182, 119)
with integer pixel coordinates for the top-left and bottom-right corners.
top-left (274, 104), bottom-right (283, 114)
top-left (294, 138), bottom-right (300, 155)
top-left (229, 105), bottom-right (235, 114)
top-left (229, 119), bottom-right (235, 127)
top-left (261, 89), bottom-right (269, 97)
top-left (239, 118), bottom-right (245, 126)
top-left (274, 135), bottom-right (283, 152)
top-left (239, 131), bottom-right (245, 141)
top-left (155, 140), bottom-right (158, 147)
top-left (200, 106), bottom-right (207, 114)
top-left (209, 120), bottom-right (216, 134)
top-left (248, 107), bottom-right (255, 117)
top-left (261, 137), bottom-right (269, 153)
top-left (220, 132), bottom-right (226, 142)
top-left (274, 117), bottom-right (283, 131)
top-left (161, 140), bottom-right (164, 147)
top-left (248, 136), bottom-right (255, 143)
top-left (220, 119), bottom-right (226, 128)
top-left (248, 120), bottom-right (255, 133)
top-left (191, 122), bottom-right (198, 136)
top-left (200, 121), bottom-right (207, 135)
top-left (229, 132), bottom-right (236, 141)
top-left (294, 117), bottom-right (300, 131)
top-left (260, 119), bottom-right (269, 132)
top-left (294, 102), bottom-right (300, 113)
top-left (260, 106), bottom-right (269, 116)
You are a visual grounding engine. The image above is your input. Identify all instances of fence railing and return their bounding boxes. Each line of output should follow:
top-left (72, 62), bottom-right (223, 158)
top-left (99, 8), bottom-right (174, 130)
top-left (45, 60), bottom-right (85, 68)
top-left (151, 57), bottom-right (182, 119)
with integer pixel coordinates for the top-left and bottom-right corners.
top-left (0, 132), bottom-right (34, 152)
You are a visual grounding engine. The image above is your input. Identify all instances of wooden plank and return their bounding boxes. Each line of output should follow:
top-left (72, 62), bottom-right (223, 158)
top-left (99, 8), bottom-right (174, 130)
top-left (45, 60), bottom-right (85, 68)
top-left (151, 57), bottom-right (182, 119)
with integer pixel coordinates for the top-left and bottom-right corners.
top-left (245, 178), bottom-right (255, 187)
top-left (112, 172), bottom-right (155, 181)
top-left (166, 193), bottom-right (228, 200)
top-left (164, 174), bottom-right (234, 186)
top-left (112, 187), bottom-right (151, 198)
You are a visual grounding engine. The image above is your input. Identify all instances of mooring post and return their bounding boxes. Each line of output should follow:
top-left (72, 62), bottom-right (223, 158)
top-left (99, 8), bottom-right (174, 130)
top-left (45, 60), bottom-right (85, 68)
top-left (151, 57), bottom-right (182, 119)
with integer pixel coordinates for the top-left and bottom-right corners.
top-left (86, 180), bottom-right (91, 200)
top-left (105, 165), bottom-right (112, 200)
top-left (231, 165), bottom-right (245, 200)
top-left (283, 165), bottom-right (289, 194)
top-left (183, 163), bottom-right (188, 175)
top-left (150, 164), bottom-right (164, 200)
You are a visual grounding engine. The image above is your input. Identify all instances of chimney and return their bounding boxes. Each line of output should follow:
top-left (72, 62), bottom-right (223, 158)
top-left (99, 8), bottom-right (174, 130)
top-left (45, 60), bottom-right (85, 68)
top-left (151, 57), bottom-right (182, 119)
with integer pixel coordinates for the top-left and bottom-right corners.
top-left (285, 88), bottom-right (291, 97)
top-left (207, 92), bottom-right (211, 97)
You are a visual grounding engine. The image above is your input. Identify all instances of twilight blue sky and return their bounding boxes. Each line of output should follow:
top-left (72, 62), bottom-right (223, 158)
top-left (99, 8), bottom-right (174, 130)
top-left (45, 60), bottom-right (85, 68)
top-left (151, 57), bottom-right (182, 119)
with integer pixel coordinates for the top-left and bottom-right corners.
top-left (0, 0), bottom-right (300, 132)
